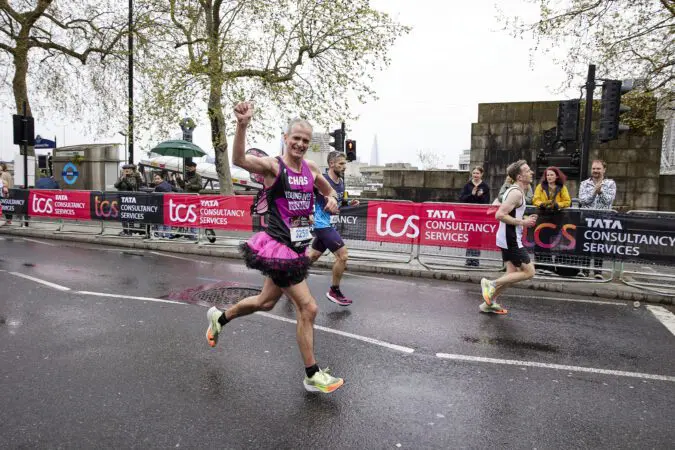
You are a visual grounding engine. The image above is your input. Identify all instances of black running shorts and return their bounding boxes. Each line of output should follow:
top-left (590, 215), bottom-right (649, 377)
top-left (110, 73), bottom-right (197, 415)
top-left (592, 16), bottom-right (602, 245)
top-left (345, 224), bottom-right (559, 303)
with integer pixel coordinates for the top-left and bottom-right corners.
top-left (500, 247), bottom-right (531, 267)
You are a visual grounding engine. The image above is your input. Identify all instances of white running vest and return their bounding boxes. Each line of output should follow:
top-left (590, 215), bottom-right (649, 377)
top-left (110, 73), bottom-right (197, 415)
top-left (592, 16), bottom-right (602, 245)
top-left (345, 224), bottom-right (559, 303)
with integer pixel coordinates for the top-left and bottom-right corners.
top-left (496, 186), bottom-right (526, 249)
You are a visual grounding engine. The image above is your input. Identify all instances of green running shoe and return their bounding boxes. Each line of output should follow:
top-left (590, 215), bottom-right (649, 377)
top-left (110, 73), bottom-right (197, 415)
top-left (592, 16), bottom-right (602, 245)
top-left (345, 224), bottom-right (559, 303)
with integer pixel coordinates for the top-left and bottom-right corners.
top-left (480, 278), bottom-right (495, 305)
top-left (206, 306), bottom-right (223, 348)
top-left (303, 368), bottom-right (344, 393)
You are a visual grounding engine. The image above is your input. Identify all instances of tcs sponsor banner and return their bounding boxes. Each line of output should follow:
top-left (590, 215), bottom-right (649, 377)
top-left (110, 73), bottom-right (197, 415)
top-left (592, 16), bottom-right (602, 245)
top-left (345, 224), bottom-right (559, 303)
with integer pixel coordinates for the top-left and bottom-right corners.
top-left (29, 190), bottom-right (91, 219)
top-left (419, 203), bottom-right (500, 250)
top-left (523, 207), bottom-right (577, 252)
top-left (163, 194), bottom-right (253, 230)
top-left (1, 188), bottom-right (29, 215)
top-left (332, 202), bottom-right (368, 241)
top-left (197, 195), bottom-right (253, 231)
top-left (163, 194), bottom-right (200, 227)
top-left (365, 201), bottom-right (501, 249)
top-left (90, 192), bottom-right (163, 224)
top-left (366, 201), bottom-right (420, 244)
top-left (576, 211), bottom-right (675, 263)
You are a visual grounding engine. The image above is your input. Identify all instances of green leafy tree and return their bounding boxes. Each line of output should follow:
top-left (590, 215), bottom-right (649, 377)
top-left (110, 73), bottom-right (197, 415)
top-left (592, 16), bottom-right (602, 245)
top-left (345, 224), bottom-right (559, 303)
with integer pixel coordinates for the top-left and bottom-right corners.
top-left (502, 1), bottom-right (674, 110)
top-left (0, 0), bottom-right (130, 155)
top-left (135, 0), bottom-right (409, 194)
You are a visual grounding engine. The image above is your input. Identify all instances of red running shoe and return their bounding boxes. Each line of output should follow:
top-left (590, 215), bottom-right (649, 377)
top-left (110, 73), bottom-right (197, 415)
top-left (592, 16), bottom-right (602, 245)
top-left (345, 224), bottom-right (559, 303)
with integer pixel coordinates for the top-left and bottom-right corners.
top-left (326, 287), bottom-right (352, 306)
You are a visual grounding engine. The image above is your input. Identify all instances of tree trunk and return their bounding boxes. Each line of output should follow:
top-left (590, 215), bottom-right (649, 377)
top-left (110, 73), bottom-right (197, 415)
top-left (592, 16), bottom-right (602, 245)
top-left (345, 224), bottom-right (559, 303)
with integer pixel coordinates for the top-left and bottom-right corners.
top-left (208, 82), bottom-right (233, 195)
top-left (12, 45), bottom-right (35, 157)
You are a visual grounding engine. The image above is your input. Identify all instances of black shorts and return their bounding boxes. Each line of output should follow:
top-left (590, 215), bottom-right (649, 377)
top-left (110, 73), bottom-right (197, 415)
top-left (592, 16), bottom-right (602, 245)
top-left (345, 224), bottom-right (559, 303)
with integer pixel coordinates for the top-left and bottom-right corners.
top-left (500, 247), bottom-right (531, 267)
top-left (311, 227), bottom-right (345, 253)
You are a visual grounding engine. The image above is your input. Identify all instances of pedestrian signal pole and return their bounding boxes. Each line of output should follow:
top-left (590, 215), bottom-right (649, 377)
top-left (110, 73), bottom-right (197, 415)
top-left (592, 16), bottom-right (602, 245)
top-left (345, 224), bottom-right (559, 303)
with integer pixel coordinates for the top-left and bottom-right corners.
top-left (580, 64), bottom-right (596, 182)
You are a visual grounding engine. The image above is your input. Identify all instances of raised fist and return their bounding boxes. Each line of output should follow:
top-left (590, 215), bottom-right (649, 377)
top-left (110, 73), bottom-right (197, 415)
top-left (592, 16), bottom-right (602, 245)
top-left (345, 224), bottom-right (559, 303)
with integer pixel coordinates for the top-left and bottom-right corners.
top-left (234, 101), bottom-right (254, 125)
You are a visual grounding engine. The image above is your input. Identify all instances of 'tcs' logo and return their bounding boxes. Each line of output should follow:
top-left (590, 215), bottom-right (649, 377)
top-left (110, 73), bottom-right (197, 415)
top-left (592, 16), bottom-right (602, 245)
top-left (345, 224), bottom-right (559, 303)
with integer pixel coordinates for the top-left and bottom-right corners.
top-left (375, 207), bottom-right (419, 238)
top-left (169, 199), bottom-right (197, 223)
top-left (32, 196), bottom-right (53, 214)
top-left (523, 222), bottom-right (576, 249)
top-left (94, 196), bottom-right (119, 218)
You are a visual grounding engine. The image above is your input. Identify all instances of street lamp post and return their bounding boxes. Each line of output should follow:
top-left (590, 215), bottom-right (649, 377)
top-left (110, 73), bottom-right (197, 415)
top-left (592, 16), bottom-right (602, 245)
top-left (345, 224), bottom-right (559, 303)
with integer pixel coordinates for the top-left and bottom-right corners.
top-left (128, 0), bottom-right (134, 165)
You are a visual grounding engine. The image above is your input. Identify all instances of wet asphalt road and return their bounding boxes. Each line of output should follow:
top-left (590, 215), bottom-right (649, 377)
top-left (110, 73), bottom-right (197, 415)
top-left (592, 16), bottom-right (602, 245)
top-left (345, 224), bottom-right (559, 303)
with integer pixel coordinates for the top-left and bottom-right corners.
top-left (1, 236), bottom-right (674, 449)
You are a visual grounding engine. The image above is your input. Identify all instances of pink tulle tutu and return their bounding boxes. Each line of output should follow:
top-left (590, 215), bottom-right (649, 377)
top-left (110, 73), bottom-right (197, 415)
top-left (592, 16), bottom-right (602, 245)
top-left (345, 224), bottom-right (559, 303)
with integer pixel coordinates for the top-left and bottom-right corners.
top-left (239, 232), bottom-right (310, 287)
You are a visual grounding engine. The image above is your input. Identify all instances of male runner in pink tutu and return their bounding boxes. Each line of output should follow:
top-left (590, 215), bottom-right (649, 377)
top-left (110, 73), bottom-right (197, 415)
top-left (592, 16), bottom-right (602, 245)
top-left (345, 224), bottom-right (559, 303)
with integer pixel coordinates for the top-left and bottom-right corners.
top-left (205, 101), bottom-right (345, 394)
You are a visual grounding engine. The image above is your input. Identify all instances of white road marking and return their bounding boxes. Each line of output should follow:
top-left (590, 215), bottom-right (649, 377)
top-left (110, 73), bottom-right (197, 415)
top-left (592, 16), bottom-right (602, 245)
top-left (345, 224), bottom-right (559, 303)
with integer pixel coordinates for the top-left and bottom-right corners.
top-left (8, 272), bottom-right (71, 291)
top-left (256, 311), bottom-right (415, 354)
top-left (21, 238), bottom-right (57, 246)
top-left (149, 251), bottom-right (212, 263)
top-left (196, 276), bottom-right (224, 282)
top-left (647, 306), bottom-right (675, 336)
top-left (76, 291), bottom-right (185, 305)
top-left (469, 292), bottom-right (627, 306)
top-left (641, 266), bottom-right (657, 273)
top-left (435, 353), bottom-right (675, 382)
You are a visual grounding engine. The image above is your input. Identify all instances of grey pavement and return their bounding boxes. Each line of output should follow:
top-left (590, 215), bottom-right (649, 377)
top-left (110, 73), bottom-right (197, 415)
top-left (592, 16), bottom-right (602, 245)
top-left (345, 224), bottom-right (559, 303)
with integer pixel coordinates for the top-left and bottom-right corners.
top-left (0, 236), bottom-right (674, 448)
top-left (0, 218), bottom-right (673, 305)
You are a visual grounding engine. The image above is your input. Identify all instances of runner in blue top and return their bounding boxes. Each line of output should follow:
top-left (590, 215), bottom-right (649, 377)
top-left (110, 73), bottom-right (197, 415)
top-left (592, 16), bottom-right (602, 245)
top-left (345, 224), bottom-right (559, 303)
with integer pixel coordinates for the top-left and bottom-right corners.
top-left (307, 151), bottom-right (359, 306)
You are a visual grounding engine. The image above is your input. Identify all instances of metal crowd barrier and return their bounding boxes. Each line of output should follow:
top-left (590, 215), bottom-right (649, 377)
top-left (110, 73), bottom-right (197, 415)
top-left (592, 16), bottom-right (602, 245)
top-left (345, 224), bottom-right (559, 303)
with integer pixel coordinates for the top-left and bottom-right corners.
top-left (4, 189), bottom-right (675, 292)
top-left (416, 201), bottom-right (503, 271)
top-left (341, 199), bottom-right (416, 264)
top-left (619, 210), bottom-right (675, 296)
top-left (528, 207), bottom-right (618, 283)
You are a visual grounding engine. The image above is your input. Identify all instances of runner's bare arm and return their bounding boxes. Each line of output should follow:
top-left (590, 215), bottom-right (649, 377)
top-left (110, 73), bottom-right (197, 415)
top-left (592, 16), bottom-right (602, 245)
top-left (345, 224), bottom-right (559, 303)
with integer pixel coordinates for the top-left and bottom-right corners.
top-left (232, 102), bottom-right (278, 178)
top-left (308, 160), bottom-right (339, 213)
top-left (496, 189), bottom-right (537, 227)
top-left (495, 189), bottom-right (522, 225)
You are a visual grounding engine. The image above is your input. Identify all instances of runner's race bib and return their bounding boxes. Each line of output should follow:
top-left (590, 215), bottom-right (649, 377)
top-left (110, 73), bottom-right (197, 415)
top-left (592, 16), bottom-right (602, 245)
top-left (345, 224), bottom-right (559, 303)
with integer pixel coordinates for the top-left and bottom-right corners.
top-left (289, 216), bottom-right (313, 243)
top-left (290, 226), bottom-right (312, 242)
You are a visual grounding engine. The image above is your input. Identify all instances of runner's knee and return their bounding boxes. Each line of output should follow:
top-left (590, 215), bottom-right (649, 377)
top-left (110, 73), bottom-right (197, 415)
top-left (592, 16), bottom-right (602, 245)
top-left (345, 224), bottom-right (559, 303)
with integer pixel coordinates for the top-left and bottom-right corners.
top-left (523, 263), bottom-right (535, 279)
top-left (335, 248), bottom-right (348, 263)
top-left (257, 292), bottom-right (281, 311)
top-left (298, 298), bottom-right (318, 320)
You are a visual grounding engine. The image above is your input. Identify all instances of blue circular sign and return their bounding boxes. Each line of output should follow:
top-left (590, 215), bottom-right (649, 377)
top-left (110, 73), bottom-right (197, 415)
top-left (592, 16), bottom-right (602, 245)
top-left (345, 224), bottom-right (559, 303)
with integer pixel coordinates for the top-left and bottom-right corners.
top-left (62, 162), bottom-right (79, 185)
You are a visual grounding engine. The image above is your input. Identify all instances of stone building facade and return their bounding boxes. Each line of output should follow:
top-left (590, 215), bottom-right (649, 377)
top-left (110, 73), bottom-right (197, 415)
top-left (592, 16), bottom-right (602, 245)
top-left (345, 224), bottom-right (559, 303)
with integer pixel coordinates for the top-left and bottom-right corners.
top-left (470, 101), bottom-right (663, 211)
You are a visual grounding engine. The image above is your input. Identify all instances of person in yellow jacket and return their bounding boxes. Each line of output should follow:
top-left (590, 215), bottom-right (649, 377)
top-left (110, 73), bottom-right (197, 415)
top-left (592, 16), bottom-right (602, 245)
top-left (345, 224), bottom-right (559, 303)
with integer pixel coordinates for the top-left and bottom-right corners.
top-left (532, 166), bottom-right (571, 273)
top-left (533, 166), bottom-right (571, 211)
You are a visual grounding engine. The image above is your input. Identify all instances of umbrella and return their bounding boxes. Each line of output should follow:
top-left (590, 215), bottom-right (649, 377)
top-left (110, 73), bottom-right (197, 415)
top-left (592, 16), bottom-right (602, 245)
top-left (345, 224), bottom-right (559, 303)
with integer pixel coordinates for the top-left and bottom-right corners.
top-left (151, 140), bottom-right (206, 158)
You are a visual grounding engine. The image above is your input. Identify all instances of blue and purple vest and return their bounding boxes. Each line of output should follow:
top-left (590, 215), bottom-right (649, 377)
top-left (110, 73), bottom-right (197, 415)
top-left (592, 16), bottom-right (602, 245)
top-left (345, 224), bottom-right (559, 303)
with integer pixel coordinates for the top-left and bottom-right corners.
top-left (265, 157), bottom-right (315, 251)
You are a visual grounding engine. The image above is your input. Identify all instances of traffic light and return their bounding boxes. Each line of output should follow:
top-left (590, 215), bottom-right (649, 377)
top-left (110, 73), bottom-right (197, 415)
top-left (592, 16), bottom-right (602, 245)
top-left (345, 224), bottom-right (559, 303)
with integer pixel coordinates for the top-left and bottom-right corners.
top-left (329, 128), bottom-right (344, 152)
top-left (345, 139), bottom-right (356, 162)
top-left (599, 79), bottom-right (633, 142)
top-left (557, 99), bottom-right (580, 142)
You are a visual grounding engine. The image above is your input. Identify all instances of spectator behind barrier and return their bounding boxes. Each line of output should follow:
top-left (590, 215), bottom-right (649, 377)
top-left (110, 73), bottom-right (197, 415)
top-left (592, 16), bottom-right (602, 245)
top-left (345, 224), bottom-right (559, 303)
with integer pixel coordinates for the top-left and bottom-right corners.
top-left (115, 164), bottom-right (141, 236)
top-left (35, 175), bottom-right (61, 190)
top-left (176, 161), bottom-right (202, 193)
top-left (459, 166), bottom-right (490, 267)
top-left (533, 166), bottom-right (571, 212)
top-left (176, 161), bottom-right (200, 241)
top-left (577, 159), bottom-right (617, 279)
top-left (152, 172), bottom-right (181, 193)
top-left (1, 162), bottom-right (13, 225)
top-left (532, 166), bottom-right (571, 273)
top-left (152, 173), bottom-right (178, 239)
top-left (497, 175), bottom-right (534, 205)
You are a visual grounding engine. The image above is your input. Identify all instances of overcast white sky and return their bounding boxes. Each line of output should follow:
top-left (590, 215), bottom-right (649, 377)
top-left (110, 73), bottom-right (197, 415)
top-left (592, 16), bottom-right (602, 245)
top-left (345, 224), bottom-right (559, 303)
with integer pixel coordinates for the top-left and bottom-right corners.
top-left (0, 0), bottom-right (577, 167)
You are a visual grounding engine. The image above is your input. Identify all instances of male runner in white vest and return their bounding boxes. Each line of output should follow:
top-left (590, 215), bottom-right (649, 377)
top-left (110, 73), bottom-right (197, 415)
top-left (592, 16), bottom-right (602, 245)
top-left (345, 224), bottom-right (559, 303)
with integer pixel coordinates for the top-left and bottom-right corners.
top-left (480, 160), bottom-right (537, 314)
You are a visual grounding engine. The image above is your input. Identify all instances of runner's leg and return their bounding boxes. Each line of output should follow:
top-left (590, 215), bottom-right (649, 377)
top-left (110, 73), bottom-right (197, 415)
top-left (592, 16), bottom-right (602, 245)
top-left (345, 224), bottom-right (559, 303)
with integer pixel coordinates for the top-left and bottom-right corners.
top-left (206, 277), bottom-right (282, 347)
top-left (282, 280), bottom-right (318, 367)
top-left (331, 246), bottom-right (348, 288)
